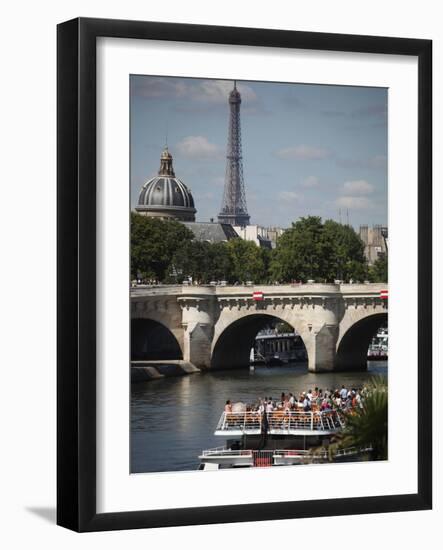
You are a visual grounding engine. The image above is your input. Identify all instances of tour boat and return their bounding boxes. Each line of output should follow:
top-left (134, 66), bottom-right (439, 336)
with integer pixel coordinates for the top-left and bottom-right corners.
top-left (367, 326), bottom-right (388, 361)
top-left (198, 406), bottom-right (369, 470)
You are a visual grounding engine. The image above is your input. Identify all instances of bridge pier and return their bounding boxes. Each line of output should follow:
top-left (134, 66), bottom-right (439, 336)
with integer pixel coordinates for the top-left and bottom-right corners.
top-left (305, 324), bottom-right (338, 372)
top-left (182, 322), bottom-right (212, 368)
top-left (179, 293), bottom-right (214, 369)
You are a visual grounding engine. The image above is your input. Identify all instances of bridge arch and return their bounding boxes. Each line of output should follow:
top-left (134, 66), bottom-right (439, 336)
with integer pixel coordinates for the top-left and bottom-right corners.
top-left (335, 312), bottom-right (387, 371)
top-left (131, 318), bottom-right (183, 361)
top-left (211, 313), bottom-right (309, 369)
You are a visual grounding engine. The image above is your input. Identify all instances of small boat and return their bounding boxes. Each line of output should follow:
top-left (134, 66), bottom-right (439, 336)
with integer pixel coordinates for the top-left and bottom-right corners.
top-left (265, 355), bottom-right (284, 367)
top-left (249, 347), bottom-right (265, 366)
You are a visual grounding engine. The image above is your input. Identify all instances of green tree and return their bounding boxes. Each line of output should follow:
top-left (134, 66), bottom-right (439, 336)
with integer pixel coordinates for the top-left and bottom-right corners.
top-left (322, 220), bottom-right (368, 281)
top-left (130, 213), bottom-right (193, 281)
top-left (270, 216), bottom-right (368, 283)
top-left (270, 216), bottom-right (325, 282)
top-left (172, 241), bottom-right (238, 284)
top-left (332, 377), bottom-right (388, 460)
top-left (368, 255), bottom-right (388, 283)
top-left (227, 238), bottom-right (266, 283)
top-left (171, 240), bottom-right (214, 283)
top-left (208, 242), bottom-right (234, 282)
top-left (261, 247), bottom-right (273, 283)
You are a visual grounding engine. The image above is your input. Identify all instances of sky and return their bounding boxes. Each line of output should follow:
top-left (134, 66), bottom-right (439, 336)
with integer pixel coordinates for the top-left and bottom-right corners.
top-left (130, 76), bottom-right (387, 229)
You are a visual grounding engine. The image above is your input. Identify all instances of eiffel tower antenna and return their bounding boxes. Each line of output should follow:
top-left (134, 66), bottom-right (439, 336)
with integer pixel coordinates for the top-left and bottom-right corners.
top-left (218, 81), bottom-right (250, 227)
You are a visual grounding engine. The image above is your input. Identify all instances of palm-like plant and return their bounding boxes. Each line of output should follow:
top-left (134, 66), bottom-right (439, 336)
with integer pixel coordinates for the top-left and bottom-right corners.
top-left (311, 376), bottom-right (388, 462)
top-left (332, 376), bottom-right (388, 460)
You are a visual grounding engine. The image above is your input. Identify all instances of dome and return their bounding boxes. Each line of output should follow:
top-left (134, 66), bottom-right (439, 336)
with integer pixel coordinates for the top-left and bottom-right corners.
top-left (135, 147), bottom-right (196, 222)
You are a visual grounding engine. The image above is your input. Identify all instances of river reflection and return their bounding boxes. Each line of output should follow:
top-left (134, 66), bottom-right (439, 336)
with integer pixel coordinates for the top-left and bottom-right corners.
top-left (130, 362), bottom-right (387, 473)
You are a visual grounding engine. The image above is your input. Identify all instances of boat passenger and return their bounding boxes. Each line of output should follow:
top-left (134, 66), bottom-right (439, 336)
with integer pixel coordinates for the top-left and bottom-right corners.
top-left (225, 400), bottom-right (232, 413)
top-left (320, 398), bottom-right (330, 411)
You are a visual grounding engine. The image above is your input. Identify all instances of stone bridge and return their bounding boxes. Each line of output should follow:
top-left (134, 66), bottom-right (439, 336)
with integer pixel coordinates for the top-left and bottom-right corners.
top-left (130, 283), bottom-right (388, 372)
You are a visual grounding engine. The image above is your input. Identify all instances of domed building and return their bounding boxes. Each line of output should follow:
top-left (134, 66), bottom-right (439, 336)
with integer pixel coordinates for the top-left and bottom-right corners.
top-left (135, 147), bottom-right (196, 221)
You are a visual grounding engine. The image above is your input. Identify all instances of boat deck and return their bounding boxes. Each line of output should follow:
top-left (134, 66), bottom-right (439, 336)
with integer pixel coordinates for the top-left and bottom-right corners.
top-left (199, 446), bottom-right (370, 467)
top-left (215, 409), bottom-right (344, 436)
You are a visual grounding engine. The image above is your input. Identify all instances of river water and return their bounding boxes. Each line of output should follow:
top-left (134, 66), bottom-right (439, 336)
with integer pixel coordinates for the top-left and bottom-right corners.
top-left (130, 362), bottom-right (387, 473)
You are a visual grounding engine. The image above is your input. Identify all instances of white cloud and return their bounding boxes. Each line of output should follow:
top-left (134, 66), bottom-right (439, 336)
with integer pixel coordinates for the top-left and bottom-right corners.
top-left (176, 136), bottom-right (222, 159)
top-left (335, 196), bottom-right (374, 210)
top-left (342, 180), bottom-right (374, 195)
top-left (278, 191), bottom-right (300, 202)
top-left (276, 145), bottom-right (331, 160)
top-left (301, 176), bottom-right (320, 188)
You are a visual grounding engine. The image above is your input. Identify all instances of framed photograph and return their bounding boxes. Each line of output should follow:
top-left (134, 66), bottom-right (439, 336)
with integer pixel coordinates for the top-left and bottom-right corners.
top-left (57, 17), bottom-right (432, 532)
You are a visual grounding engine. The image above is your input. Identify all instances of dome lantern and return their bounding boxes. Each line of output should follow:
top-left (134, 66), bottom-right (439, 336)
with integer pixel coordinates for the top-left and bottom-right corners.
top-left (158, 146), bottom-right (175, 176)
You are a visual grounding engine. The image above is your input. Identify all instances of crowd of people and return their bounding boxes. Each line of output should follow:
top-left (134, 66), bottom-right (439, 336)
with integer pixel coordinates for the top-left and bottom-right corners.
top-left (224, 385), bottom-right (365, 415)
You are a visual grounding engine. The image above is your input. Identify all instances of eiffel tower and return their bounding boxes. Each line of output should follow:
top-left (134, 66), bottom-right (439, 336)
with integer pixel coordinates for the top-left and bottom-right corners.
top-left (218, 81), bottom-right (250, 227)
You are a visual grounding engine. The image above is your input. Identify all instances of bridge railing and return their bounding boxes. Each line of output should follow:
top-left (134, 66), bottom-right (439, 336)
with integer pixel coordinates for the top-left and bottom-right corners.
top-left (216, 409), bottom-right (345, 434)
top-left (130, 282), bottom-right (388, 297)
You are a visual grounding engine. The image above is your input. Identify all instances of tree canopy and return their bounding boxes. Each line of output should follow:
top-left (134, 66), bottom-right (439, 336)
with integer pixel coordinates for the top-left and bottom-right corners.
top-left (368, 255), bottom-right (388, 283)
top-left (270, 216), bottom-right (368, 283)
top-left (171, 238), bottom-right (268, 284)
top-left (226, 238), bottom-right (267, 283)
top-left (130, 213), bottom-right (193, 281)
top-left (171, 240), bottom-right (230, 284)
top-left (130, 213), bottom-right (387, 284)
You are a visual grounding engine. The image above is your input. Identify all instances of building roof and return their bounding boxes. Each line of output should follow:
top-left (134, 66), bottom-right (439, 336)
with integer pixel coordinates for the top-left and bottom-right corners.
top-left (257, 234), bottom-right (273, 249)
top-left (182, 222), bottom-right (239, 243)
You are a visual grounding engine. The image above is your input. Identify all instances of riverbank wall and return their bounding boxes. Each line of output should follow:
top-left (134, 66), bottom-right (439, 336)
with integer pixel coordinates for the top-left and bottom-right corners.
top-left (131, 360), bottom-right (201, 382)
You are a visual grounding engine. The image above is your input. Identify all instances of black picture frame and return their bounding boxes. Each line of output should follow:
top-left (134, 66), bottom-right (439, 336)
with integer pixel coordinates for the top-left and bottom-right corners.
top-left (57, 17), bottom-right (432, 532)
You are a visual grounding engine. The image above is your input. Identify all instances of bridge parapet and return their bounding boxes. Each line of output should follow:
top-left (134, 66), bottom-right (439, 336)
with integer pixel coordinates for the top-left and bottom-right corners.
top-left (214, 283), bottom-right (341, 296)
top-left (130, 285), bottom-right (184, 297)
top-left (339, 283), bottom-right (388, 295)
top-left (130, 282), bottom-right (387, 299)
